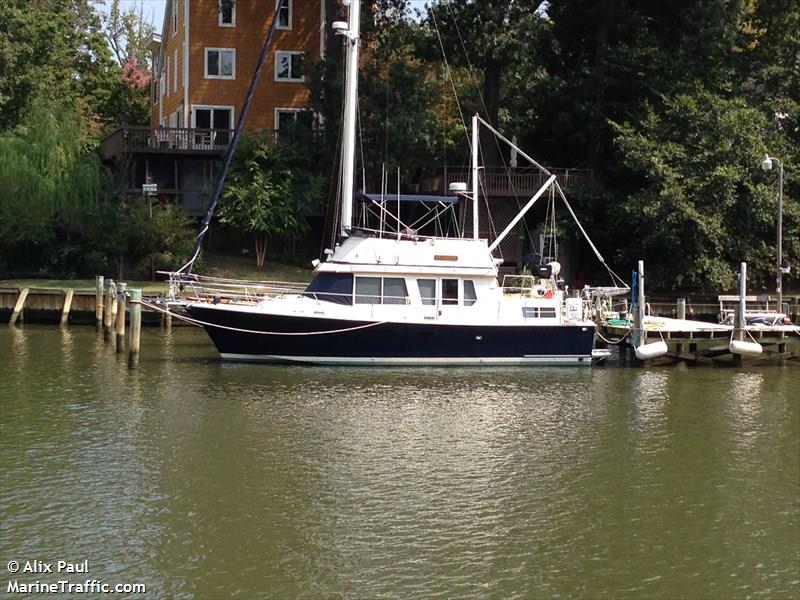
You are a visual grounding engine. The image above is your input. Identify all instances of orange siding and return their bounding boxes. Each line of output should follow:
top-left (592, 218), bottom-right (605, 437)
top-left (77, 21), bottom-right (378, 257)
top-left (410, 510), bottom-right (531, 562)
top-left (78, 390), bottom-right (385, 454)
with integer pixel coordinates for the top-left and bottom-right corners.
top-left (152, 0), bottom-right (321, 131)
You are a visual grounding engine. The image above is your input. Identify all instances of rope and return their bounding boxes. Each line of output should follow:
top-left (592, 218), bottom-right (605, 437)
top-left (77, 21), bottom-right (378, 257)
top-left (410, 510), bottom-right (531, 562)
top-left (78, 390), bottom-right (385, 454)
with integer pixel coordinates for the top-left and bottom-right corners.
top-left (140, 299), bottom-right (388, 336)
top-left (595, 329), bottom-right (630, 345)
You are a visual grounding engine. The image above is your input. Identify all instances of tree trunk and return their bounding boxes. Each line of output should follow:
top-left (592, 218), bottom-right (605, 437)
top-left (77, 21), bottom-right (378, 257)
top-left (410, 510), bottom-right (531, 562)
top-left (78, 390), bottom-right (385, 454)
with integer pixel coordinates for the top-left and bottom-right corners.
top-left (480, 52), bottom-right (503, 168)
top-left (255, 235), bottom-right (267, 268)
top-left (587, 0), bottom-right (618, 171)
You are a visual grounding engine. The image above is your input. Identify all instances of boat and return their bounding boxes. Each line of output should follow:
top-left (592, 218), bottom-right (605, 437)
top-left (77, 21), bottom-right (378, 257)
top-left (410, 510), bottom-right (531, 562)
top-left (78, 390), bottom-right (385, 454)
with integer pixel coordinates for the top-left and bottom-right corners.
top-left (169, 0), bottom-right (625, 366)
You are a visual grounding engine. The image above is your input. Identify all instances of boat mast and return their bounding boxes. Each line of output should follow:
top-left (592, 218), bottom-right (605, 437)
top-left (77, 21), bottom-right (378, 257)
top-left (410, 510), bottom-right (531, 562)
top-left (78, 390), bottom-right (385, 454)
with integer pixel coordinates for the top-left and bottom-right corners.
top-left (471, 114), bottom-right (479, 239)
top-left (339, 0), bottom-right (361, 237)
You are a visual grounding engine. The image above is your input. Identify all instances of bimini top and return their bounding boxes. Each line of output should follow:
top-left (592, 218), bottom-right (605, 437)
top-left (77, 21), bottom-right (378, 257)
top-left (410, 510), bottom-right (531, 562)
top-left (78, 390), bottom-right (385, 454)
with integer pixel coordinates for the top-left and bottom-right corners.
top-left (357, 192), bottom-right (458, 205)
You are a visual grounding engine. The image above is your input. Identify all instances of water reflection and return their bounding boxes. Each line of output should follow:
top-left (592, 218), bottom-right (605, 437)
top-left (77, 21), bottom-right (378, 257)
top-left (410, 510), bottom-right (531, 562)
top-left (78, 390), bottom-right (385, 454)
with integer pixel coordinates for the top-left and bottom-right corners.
top-left (0, 327), bottom-right (798, 599)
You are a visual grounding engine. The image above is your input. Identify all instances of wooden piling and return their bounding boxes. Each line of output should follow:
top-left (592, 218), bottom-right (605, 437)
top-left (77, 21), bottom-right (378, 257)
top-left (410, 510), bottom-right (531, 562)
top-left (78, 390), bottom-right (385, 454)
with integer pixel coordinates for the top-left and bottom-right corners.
top-left (677, 298), bottom-right (686, 320)
top-left (116, 283), bottom-right (127, 353)
top-left (10, 288), bottom-right (29, 325)
top-left (95, 276), bottom-right (104, 331)
top-left (60, 289), bottom-right (74, 327)
top-left (128, 289), bottom-right (142, 368)
top-left (735, 263), bottom-right (746, 342)
top-left (103, 279), bottom-right (115, 342)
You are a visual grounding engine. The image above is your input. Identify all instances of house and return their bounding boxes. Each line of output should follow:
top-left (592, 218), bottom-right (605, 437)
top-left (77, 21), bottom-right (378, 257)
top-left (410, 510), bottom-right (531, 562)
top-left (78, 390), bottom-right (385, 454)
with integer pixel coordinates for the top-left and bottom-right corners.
top-left (100, 0), bottom-right (325, 216)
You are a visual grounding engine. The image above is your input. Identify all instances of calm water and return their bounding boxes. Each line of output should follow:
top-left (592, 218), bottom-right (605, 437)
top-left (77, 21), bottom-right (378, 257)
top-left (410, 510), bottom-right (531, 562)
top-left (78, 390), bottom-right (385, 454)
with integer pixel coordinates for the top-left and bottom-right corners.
top-left (1, 326), bottom-right (798, 599)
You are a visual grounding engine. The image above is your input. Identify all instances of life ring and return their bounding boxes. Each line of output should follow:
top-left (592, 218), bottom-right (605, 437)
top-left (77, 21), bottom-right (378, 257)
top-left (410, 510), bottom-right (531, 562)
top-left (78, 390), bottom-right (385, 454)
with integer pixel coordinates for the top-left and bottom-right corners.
top-left (544, 290), bottom-right (554, 299)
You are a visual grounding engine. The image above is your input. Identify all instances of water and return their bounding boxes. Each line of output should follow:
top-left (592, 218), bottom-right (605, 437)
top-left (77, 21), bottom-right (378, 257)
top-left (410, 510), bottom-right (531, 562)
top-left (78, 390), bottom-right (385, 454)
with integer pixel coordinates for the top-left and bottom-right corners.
top-left (1, 326), bottom-right (798, 599)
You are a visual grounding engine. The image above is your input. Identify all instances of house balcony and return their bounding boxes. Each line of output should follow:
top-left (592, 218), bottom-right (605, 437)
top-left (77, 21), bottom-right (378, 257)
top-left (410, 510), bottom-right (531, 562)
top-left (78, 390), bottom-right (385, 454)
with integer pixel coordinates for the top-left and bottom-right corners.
top-left (100, 126), bottom-right (233, 161)
top-left (419, 166), bottom-right (595, 197)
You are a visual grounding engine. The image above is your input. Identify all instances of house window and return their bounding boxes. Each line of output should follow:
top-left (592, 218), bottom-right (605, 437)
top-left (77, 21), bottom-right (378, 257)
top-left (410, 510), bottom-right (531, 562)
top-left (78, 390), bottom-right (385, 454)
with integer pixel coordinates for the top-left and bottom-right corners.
top-left (205, 48), bottom-right (235, 79)
top-left (277, 0), bottom-right (291, 29)
top-left (173, 49), bottom-right (178, 94)
top-left (219, 0), bottom-right (235, 26)
top-left (275, 109), bottom-right (300, 132)
top-left (160, 73), bottom-right (166, 97)
top-left (193, 106), bottom-right (233, 130)
top-left (275, 109), bottom-right (314, 136)
top-left (172, 0), bottom-right (178, 32)
top-left (275, 51), bottom-right (304, 81)
top-left (193, 106), bottom-right (233, 147)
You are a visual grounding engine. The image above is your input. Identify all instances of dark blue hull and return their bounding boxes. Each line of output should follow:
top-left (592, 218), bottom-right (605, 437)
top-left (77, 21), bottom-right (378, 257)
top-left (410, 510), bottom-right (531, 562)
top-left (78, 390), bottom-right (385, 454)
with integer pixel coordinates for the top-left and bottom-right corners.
top-left (186, 305), bottom-right (596, 365)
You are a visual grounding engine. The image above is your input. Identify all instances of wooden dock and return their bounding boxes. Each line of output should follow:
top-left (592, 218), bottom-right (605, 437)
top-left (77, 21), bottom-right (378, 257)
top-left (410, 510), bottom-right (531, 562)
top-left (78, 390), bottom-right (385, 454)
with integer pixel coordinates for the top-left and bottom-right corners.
top-left (0, 286), bottom-right (165, 326)
top-left (599, 315), bottom-right (800, 364)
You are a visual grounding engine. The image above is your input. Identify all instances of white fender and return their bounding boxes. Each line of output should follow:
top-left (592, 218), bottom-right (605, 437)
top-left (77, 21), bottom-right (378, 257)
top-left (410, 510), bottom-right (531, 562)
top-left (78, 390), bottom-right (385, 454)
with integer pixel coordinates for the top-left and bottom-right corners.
top-left (635, 341), bottom-right (668, 360)
top-left (729, 339), bottom-right (763, 356)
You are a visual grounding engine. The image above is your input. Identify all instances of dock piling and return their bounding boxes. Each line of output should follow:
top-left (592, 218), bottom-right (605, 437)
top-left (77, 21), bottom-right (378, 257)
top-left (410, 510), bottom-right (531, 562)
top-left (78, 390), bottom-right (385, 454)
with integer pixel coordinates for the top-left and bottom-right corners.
top-left (103, 279), bottom-right (115, 342)
top-left (735, 263), bottom-right (746, 342)
top-left (95, 276), bottom-right (104, 331)
top-left (60, 289), bottom-right (74, 327)
top-left (116, 283), bottom-right (127, 353)
top-left (128, 289), bottom-right (142, 368)
top-left (10, 288), bottom-right (29, 325)
top-left (677, 298), bottom-right (686, 320)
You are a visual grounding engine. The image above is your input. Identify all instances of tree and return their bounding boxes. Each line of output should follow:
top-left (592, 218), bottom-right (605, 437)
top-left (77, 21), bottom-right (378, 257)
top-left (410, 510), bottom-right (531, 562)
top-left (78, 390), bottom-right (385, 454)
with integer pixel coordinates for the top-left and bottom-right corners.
top-left (220, 132), bottom-right (324, 268)
top-left (611, 90), bottom-right (786, 291)
top-left (0, 0), bottom-right (149, 132)
top-left (422, 0), bottom-right (548, 166)
top-left (0, 97), bottom-right (108, 250)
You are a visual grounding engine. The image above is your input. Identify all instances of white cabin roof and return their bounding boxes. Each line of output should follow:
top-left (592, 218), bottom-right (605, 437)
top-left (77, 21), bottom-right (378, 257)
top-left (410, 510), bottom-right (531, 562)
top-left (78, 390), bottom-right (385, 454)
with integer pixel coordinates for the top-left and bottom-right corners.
top-left (317, 235), bottom-right (499, 277)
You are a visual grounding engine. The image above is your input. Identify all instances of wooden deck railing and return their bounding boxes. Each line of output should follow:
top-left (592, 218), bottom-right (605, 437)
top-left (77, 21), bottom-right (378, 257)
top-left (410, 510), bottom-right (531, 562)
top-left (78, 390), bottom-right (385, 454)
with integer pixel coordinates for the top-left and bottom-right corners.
top-left (420, 167), bottom-right (594, 197)
top-left (100, 127), bottom-right (233, 158)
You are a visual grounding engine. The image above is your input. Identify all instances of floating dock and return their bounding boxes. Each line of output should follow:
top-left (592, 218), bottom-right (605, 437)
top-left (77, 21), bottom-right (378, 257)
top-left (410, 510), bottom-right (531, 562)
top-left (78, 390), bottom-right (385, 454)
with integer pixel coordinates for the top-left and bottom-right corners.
top-left (598, 315), bottom-right (800, 364)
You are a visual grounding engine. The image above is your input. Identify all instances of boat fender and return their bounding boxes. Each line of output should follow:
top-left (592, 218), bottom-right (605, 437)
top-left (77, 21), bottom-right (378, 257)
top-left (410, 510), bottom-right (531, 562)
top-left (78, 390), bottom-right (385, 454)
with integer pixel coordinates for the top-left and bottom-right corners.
top-left (544, 290), bottom-right (554, 299)
top-left (729, 339), bottom-right (763, 356)
top-left (533, 285), bottom-right (547, 297)
top-left (635, 341), bottom-right (668, 361)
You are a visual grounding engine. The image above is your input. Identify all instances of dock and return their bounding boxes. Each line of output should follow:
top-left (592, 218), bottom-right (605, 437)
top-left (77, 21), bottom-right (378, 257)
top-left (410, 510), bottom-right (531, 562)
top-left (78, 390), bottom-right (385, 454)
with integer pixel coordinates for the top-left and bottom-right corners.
top-left (599, 315), bottom-right (800, 364)
top-left (596, 261), bottom-right (800, 365)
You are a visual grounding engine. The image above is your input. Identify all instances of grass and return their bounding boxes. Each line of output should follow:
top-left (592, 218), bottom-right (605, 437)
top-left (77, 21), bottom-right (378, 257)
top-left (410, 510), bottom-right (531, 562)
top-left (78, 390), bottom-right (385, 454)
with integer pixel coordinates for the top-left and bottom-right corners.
top-left (0, 252), bottom-right (314, 291)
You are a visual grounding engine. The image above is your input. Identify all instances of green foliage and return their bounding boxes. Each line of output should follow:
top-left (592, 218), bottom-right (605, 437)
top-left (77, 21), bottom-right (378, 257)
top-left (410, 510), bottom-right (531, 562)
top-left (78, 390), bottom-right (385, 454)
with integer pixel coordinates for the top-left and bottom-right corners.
top-left (220, 132), bottom-right (323, 267)
top-left (0, 97), bottom-right (194, 280)
top-left (0, 97), bottom-right (107, 248)
top-left (611, 90), bottom-right (782, 291)
top-left (0, 0), bottom-right (149, 131)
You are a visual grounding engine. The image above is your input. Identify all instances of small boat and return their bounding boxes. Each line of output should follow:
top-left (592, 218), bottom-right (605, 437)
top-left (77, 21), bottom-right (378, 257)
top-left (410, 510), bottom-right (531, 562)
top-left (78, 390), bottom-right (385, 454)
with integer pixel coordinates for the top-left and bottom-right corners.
top-left (170, 0), bottom-right (625, 366)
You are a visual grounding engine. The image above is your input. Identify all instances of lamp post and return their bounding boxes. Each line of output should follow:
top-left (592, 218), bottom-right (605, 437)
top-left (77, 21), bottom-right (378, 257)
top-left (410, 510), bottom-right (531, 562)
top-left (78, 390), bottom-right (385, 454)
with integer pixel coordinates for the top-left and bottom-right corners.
top-left (761, 154), bottom-right (784, 311)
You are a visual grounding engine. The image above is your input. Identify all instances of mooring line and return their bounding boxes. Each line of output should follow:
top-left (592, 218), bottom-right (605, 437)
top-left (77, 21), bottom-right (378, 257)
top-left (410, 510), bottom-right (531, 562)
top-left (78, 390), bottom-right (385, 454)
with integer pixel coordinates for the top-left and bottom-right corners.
top-left (140, 299), bottom-right (388, 336)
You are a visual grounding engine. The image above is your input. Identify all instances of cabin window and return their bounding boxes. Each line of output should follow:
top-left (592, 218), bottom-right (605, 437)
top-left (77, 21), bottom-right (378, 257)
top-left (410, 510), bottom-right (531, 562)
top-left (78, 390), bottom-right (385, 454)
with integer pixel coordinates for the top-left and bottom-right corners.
top-left (303, 274), bottom-right (353, 305)
top-left (354, 277), bottom-right (408, 305)
top-left (442, 279), bottom-right (458, 305)
top-left (219, 1), bottom-right (235, 26)
top-left (418, 279), bottom-right (435, 306)
top-left (522, 306), bottom-right (557, 319)
top-left (355, 277), bottom-right (381, 304)
top-left (383, 278), bottom-right (408, 305)
top-left (464, 280), bottom-right (477, 306)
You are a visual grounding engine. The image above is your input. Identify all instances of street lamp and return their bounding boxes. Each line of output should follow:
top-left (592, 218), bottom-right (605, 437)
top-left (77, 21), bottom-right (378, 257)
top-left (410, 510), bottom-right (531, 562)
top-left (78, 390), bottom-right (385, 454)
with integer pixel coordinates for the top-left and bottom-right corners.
top-left (761, 154), bottom-right (785, 311)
